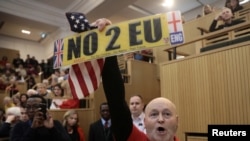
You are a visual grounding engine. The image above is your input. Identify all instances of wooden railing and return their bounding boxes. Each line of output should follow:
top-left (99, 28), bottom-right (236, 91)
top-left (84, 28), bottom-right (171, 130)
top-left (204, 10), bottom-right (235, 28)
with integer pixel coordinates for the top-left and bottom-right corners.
top-left (165, 19), bottom-right (250, 59)
top-left (168, 3), bottom-right (250, 60)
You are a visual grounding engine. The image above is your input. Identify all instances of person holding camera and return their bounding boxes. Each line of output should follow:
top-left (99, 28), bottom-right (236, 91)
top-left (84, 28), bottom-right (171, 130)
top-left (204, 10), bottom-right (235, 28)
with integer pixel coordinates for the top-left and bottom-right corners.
top-left (10, 95), bottom-right (71, 141)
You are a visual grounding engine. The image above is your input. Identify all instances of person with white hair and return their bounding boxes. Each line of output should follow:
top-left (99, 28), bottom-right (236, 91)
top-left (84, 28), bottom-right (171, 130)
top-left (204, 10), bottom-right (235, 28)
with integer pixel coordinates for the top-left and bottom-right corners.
top-left (26, 89), bottom-right (38, 97)
top-left (0, 106), bottom-right (21, 137)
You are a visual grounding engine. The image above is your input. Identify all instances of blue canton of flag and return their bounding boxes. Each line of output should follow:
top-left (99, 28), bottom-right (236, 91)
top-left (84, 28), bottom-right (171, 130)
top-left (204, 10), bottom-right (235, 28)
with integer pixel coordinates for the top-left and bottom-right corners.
top-left (66, 12), bottom-right (96, 33)
top-left (53, 39), bottom-right (64, 69)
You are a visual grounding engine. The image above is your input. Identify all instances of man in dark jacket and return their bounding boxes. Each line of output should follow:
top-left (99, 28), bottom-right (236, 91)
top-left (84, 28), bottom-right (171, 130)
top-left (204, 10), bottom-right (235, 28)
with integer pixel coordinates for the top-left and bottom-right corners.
top-left (209, 7), bottom-right (245, 32)
top-left (10, 95), bottom-right (71, 141)
top-left (88, 102), bottom-right (114, 141)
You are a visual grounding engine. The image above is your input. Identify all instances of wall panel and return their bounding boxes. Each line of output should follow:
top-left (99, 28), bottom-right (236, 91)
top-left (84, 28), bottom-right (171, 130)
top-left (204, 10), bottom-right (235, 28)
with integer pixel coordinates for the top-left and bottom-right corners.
top-left (160, 44), bottom-right (250, 141)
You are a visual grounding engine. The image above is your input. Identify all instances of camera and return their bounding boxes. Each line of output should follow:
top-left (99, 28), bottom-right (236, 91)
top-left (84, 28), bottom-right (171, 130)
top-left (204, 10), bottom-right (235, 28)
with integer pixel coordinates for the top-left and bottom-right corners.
top-left (39, 103), bottom-right (47, 119)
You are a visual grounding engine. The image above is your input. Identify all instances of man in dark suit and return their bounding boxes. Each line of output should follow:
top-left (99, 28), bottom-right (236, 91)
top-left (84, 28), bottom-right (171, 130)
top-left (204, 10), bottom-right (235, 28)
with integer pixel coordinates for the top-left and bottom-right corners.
top-left (88, 102), bottom-right (114, 141)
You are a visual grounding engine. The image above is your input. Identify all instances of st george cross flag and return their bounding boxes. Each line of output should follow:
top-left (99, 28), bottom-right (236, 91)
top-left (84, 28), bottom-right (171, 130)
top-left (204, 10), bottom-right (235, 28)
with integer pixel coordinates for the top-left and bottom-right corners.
top-left (66, 12), bottom-right (105, 99)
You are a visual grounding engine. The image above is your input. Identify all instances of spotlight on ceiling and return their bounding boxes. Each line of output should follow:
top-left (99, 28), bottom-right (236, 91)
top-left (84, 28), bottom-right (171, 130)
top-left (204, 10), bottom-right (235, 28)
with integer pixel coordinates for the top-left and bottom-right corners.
top-left (41, 32), bottom-right (47, 38)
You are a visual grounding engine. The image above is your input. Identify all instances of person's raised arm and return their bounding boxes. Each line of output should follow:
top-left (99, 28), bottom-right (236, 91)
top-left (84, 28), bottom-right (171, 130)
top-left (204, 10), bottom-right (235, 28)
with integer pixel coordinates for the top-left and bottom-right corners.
top-left (102, 56), bottom-right (133, 141)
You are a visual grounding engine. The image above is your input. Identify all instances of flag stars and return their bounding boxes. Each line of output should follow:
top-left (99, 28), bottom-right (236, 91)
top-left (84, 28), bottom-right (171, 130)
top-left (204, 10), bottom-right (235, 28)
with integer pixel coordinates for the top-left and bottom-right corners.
top-left (70, 15), bottom-right (75, 20)
top-left (80, 24), bottom-right (85, 30)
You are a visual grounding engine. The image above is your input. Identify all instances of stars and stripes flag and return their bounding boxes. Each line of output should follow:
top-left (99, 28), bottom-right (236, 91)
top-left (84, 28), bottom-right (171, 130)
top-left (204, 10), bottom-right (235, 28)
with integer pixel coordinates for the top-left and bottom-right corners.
top-left (66, 12), bottom-right (105, 99)
top-left (53, 39), bottom-right (64, 69)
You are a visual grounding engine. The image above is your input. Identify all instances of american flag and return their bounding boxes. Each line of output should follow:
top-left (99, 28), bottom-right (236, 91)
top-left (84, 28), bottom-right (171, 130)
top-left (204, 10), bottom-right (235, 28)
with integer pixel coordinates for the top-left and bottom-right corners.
top-left (66, 12), bottom-right (105, 99)
top-left (53, 39), bottom-right (64, 69)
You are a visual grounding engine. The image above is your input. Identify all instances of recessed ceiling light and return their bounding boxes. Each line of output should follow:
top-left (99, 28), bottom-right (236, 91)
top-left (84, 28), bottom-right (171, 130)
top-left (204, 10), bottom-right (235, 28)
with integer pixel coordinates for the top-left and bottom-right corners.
top-left (41, 32), bottom-right (47, 38)
top-left (21, 29), bottom-right (31, 35)
top-left (162, 0), bottom-right (174, 7)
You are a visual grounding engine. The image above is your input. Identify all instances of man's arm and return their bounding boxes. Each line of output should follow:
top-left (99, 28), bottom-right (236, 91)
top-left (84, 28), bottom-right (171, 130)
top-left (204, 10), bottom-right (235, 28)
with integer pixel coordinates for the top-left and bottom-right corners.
top-left (102, 56), bottom-right (133, 141)
top-left (209, 20), bottom-right (219, 32)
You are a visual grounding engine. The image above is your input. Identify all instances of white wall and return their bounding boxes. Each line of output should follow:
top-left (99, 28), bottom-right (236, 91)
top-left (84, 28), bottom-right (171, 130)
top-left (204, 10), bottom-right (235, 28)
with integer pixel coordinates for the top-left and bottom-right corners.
top-left (183, 0), bottom-right (225, 21)
top-left (0, 35), bottom-right (46, 62)
top-left (0, 27), bottom-right (73, 63)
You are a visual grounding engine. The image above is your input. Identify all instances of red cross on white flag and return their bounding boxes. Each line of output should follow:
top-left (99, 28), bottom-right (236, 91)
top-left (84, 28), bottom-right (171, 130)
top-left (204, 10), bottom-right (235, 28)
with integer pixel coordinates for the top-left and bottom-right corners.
top-left (167, 11), bottom-right (183, 33)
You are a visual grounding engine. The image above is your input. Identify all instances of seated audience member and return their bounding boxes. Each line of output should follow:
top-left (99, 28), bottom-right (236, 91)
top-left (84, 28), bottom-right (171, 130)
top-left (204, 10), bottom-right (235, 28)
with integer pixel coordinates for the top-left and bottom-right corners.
top-left (50, 83), bottom-right (79, 109)
top-left (209, 7), bottom-right (245, 32)
top-left (19, 93), bottom-right (29, 107)
top-left (36, 82), bottom-right (53, 109)
top-left (11, 95), bottom-right (71, 141)
top-left (26, 88), bottom-right (38, 97)
top-left (3, 96), bottom-right (15, 112)
top-left (50, 84), bottom-right (65, 109)
top-left (62, 110), bottom-right (86, 141)
top-left (225, 0), bottom-right (232, 9)
top-left (88, 102), bottom-right (114, 141)
top-left (0, 107), bottom-right (21, 138)
top-left (202, 4), bottom-right (214, 16)
top-left (51, 83), bottom-right (64, 97)
top-left (12, 94), bottom-right (21, 107)
top-left (20, 106), bottom-right (29, 122)
top-left (230, 0), bottom-right (243, 13)
top-left (26, 75), bottom-right (36, 89)
top-left (42, 79), bottom-right (52, 94)
top-left (129, 95), bottom-right (146, 133)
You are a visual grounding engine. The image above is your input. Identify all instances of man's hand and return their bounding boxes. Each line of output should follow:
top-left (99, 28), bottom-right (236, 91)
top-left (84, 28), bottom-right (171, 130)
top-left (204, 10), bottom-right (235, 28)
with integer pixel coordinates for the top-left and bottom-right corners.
top-left (215, 13), bottom-right (222, 21)
top-left (43, 114), bottom-right (54, 129)
top-left (31, 111), bottom-right (45, 128)
top-left (90, 18), bottom-right (112, 31)
top-left (5, 115), bottom-right (16, 123)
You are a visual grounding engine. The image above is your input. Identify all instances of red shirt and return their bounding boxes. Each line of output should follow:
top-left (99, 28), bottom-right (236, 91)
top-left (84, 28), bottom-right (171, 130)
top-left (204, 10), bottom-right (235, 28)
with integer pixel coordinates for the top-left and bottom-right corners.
top-left (127, 125), bottom-right (179, 141)
top-left (59, 99), bottom-right (79, 109)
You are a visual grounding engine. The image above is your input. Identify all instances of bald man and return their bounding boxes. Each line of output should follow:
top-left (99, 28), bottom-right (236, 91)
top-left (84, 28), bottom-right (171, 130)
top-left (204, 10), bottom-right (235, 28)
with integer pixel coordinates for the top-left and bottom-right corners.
top-left (209, 7), bottom-right (245, 32)
top-left (99, 20), bottom-right (180, 141)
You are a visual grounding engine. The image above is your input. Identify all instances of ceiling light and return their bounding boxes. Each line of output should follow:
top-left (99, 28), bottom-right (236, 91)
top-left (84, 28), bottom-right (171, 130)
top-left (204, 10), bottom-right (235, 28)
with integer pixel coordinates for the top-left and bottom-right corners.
top-left (21, 29), bottom-right (31, 35)
top-left (41, 32), bottom-right (47, 38)
top-left (162, 0), bottom-right (174, 7)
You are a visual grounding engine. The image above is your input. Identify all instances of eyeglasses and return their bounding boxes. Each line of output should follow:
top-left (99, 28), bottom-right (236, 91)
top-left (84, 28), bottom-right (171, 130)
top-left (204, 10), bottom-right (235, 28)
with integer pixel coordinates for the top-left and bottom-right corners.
top-left (25, 103), bottom-right (46, 110)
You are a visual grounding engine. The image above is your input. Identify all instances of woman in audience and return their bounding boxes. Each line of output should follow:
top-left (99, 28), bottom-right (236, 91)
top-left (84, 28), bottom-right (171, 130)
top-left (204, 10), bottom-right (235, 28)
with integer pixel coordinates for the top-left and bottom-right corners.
top-left (3, 96), bottom-right (15, 112)
top-left (62, 110), bottom-right (86, 141)
top-left (50, 83), bottom-right (65, 109)
top-left (230, 0), bottom-right (243, 13)
top-left (202, 4), bottom-right (214, 16)
top-left (19, 93), bottom-right (29, 107)
top-left (225, 0), bottom-right (232, 9)
top-left (50, 83), bottom-right (79, 109)
top-left (12, 94), bottom-right (21, 107)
